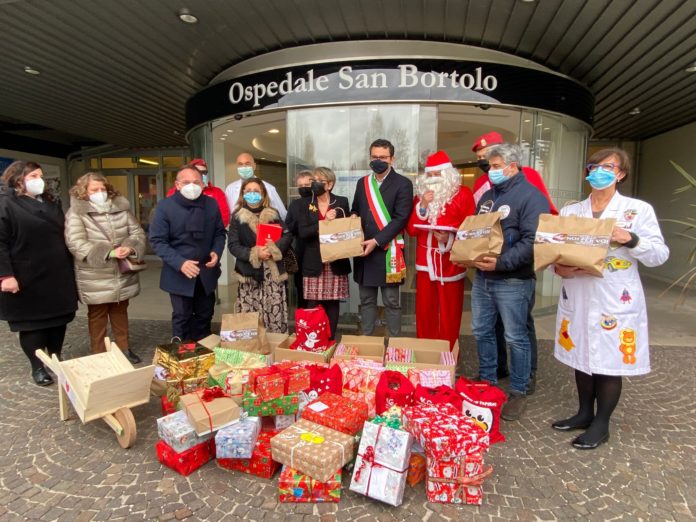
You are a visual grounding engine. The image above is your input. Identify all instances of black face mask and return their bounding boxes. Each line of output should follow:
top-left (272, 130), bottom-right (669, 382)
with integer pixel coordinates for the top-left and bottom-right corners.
top-left (298, 186), bottom-right (312, 198)
top-left (477, 159), bottom-right (491, 173)
top-left (369, 159), bottom-right (390, 174)
top-left (311, 180), bottom-right (327, 196)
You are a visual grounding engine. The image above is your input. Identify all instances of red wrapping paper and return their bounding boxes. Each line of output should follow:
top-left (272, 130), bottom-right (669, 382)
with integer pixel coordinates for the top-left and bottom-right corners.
top-left (257, 373), bottom-right (285, 401)
top-left (161, 395), bottom-right (178, 416)
top-left (339, 360), bottom-right (385, 418)
top-left (301, 392), bottom-right (368, 435)
top-left (414, 384), bottom-right (462, 410)
top-left (156, 439), bottom-right (215, 476)
top-left (426, 452), bottom-right (491, 505)
top-left (217, 431), bottom-right (281, 479)
top-left (375, 371), bottom-right (415, 415)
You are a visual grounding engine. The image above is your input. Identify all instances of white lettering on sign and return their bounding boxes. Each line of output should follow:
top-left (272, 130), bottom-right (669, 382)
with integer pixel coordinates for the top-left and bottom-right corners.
top-left (228, 64), bottom-right (499, 108)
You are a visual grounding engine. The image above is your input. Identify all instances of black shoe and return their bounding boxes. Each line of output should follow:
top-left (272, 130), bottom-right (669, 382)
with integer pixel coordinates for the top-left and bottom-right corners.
top-left (32, 367), bottom-right (54, 386)
top-left (551, 418), bottom-right (592, 432)
top-left (572, 432), bottom-right (609, 450)
top-left (124, 350), bottom-right (142, 365)
top-left (497, 368), bottom-right (510, 379)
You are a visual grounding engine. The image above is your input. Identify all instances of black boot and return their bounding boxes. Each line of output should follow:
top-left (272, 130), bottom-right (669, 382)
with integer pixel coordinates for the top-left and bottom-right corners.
top-left (32, 367), bottom-right (54, 386)
top-left (124, 349), bottom-right (142, 365)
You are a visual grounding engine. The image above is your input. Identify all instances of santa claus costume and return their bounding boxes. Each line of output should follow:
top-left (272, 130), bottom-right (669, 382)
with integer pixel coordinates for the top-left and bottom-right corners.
top-left (406, 151), bottom-right (475, 349)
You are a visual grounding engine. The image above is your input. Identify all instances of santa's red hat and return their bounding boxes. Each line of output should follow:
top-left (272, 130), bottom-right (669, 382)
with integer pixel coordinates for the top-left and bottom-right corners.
top-left (471, 131), bottom-right (504, 152)
top-left (190, 158), bottom-right (208, 170)
top-left (424, 150), bottom-right (453, 173)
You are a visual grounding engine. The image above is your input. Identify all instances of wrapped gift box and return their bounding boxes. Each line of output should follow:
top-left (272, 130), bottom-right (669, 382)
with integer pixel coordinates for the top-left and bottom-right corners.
top-left (180, 388), bottom-right (241, 435)
top-left (281, 366), bottom-right (310, 395)
top-left (156, 438), bottom-right (215, 476)
top-left (243, 391), bottom-right (299, 417)
top-left (426, 452), bottom-right (491, 505)
top-left (213, 346), bottom-right (270, 367)
top-left (407, 453), bottom-right (426, 486)
top-left (349, 421), bottom-right (412, 506)
top-left (274, 413), bottom-right (298, 431)
top-left (215, 416), bottom-right (261, 459)
top-left (407, 368), bottom-right (452, 388)
top-left (217, 431), bottom-right (280, 479)
top-left (339, 359), bottom-right (385, 418)
top-left (301, 392), bottom-right (368, 436)
top-left (271, 419), bottom-right (355, 483)
top-left (155, 342), bottom-right (215, 381)
top-left (156, 410), bottom-right (213, 453)
top-left (279, 465), bottom-right (341, 503)
top-left (208, 361), bottom-right (233, 388)
top-left (255, 371), bottom-right (285, 401)
top-left (161, 395), bottom-right (178, 416)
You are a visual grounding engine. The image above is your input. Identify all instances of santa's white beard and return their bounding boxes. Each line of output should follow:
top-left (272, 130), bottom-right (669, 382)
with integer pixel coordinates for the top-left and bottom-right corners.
top-left (416, 168), bottom-right (461, 225)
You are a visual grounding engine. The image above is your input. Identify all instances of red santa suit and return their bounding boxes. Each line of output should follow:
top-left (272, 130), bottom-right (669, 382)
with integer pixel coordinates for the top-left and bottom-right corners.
top-left (407, 152), bottom-right (475, 349)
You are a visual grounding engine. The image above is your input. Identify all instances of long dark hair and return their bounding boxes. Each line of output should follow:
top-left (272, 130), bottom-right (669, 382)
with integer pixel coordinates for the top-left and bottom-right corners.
top-left (1, 160), bottom-right (55, 201)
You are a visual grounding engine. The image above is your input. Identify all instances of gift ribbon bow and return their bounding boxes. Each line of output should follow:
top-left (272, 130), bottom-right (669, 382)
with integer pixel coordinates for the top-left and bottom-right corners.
top-left (196, 386), bottom-right (230, 433)
top-left (428, 462), bottom-right (494, 499)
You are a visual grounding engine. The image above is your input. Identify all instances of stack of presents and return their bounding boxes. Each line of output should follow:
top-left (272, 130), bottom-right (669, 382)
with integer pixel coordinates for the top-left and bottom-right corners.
top-left (152, 309), bottom-right (507, 506)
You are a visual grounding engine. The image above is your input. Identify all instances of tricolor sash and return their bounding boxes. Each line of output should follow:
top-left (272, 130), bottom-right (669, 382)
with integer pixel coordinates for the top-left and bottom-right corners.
top-left (364, 174), bottom-right (407, 283)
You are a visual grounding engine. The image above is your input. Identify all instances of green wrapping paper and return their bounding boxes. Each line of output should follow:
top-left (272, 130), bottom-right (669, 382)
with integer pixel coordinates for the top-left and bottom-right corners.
top-left (243, 391), bottom-right (299, 416)
top-left (384, 363), bottom-right (412, 376)
top-left (214, 347), bottom-right (270, 367)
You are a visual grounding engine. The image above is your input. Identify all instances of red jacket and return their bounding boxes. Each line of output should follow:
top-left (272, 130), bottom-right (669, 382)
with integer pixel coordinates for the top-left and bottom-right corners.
top-left (406, 187), bottom-right (475, 282)
top-left (166, 184), bottom-right (230, 227)
top-left (473, 166), bottom-right (559, 215)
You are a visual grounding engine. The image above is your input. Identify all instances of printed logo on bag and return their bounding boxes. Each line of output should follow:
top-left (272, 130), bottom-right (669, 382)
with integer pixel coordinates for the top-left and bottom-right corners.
top-left (220, 328), bottom-right (258, 341)
top-left (535, 231), bottom-right (611, 247)
top-left (497, 205), bottom-right (510, 219)
top-left (319, 229), bottom-right (363, 243)
top-left (456, 227), bottom-right (492, 240)
top-left (478, 200), bottom-right (494, 214)
top-left (462, 402), bottom-right (494, 433)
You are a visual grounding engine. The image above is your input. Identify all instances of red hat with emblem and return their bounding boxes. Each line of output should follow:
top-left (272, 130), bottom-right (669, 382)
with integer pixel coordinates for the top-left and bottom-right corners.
top-left (471, 131), bottom-right (504, 152)
top-left (424, 150), bottom-right (453, 173)
top-left (190, 158), bottom-right (208, 170)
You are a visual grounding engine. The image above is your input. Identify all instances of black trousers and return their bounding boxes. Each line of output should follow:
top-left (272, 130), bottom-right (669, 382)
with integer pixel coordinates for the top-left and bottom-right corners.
top-left (170, 278), bottom-right (215, 341)
top-left (19, 324), bottom-right (67, 371)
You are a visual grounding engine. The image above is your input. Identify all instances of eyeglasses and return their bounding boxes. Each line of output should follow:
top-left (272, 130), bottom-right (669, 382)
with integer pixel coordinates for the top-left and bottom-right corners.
top-left (586, 163), bottom-right (619, 172)
top-left (370, 155), bottom-right (391, 161)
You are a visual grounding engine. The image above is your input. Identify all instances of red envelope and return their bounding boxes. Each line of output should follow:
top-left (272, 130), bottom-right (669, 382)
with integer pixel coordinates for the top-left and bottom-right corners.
top-left (256, 223), bottom-right (282, 246)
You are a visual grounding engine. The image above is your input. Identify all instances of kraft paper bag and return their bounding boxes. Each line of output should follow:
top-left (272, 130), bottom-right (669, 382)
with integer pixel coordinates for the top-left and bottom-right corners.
top-left (450, 212), bottom-right (504, 267)
top-left (220, 312), bottom-right (271, 355)
top-left (534, 214), bottom-right (616, 277)
top-left (319, 216), bottom-right (364, 263)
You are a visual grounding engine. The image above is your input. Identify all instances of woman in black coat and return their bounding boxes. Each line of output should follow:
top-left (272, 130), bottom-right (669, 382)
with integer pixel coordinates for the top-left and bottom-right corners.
top-left (294, 167), bottom-right (352, 339)
top-left (0, 161), bottom-right (78, 386)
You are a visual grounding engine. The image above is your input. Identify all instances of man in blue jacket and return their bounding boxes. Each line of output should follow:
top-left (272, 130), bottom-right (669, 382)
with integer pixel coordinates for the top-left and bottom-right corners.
top-left (150, 164), bottom-right (227, 340)
top-left (471, 143), bottom-right (550, 421)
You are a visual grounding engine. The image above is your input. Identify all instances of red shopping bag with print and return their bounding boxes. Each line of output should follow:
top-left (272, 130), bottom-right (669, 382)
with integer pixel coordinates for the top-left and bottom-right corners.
top-left (455, 377), bottom-right (507, 444)
top-left (375, 370), bottom-right (415, 415)
top-left (414, 384), bottom-right (462, 411)
top-left (297, 364), bottom-right (343, 412)
top-left (290, 306), bottom-right (332, 353)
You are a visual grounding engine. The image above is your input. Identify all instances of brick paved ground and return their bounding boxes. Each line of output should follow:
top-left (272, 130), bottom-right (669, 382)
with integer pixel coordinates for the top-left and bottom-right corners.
top-left (0, 317), bottom-right (694, 521)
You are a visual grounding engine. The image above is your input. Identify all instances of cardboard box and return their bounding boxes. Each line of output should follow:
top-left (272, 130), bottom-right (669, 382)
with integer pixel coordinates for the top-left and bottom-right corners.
top-left (386, 338), bottom-right (460, 385)
top-left (332, 335), bottom-right (385, 363)
top-left (274, 336), bottom-right (337, 364)
top-left (180, 390), bottom-right (241, 435)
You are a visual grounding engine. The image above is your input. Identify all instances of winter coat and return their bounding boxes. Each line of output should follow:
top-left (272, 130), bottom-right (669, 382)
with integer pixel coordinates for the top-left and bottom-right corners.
top-left (149, 191), bottom-right (227, 297)
top-left (0, 186), bottom-right (77, 325)
top-left (473, 166), bottom-right (559, 214)
top-left (291, 194), bottom-right (352, 277)
top-left (166, 184), bottom-right (231, 227)
top-left (475, 171), bottom-right (550, 280)
top-left (554, 192), bottom-right (669, 376)
top-left (228, 206), bottom-right (292, 283)
top-left (64, 196), bottom-right (146, 305)
top-left (351, 170), bottom-right (413, 287)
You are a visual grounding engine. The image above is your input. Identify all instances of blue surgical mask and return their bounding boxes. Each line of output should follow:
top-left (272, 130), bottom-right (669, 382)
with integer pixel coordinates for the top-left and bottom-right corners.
top-left (586, 167), bottom-right (616, 190)
top-left (201, 174), bottom-right (209, 185)
top-left (488, 168), bottom-right (507, 185)
top-left (243, 191), bottom-right (262, 205)
top-left (238, 166), bottom-right (254, 179)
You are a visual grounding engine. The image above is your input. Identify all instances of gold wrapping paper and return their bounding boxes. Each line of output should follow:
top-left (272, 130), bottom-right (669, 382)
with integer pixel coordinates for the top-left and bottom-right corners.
top-left (156, 345), bottom-right (216, 380)
top-left (271, 419), bottom-right (355, 483)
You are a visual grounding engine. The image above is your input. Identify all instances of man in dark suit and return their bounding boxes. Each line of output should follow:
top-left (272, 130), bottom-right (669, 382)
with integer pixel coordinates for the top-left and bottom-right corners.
top-left (149, 164), bottom-right (227, 340)
top-left (351, 139), bottom-right (413, 337)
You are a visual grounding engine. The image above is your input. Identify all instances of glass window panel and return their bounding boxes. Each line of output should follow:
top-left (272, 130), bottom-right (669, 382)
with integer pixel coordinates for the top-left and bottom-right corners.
top-left (101, 157), bottom-right (137, 169)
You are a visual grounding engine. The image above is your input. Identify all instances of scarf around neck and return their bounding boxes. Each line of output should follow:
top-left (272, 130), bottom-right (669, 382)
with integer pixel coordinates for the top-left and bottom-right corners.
top-left (173, 190), bottom-right (205, 239)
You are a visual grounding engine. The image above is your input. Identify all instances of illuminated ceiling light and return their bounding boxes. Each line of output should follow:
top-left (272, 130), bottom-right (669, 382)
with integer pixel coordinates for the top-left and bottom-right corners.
top-left (629, 107), bottom-right (641, 115)
top-left (685, 62), bottom-right (696, 73)
top-left (220, 137), bottom-right (226, 141)
top-left (543, 127), bottom-right (550, 130)
top-left (23, 66), bottom-right (40, 75)
top-left (138, 158), bottom-right (159, 166)
top-left (523, 119), bottom-right (531, 123)
top-left (536, 123), bottom-right (543, 127)
top-left (226, 129), bottom-right (234, 133)
top-left (221, 133), bottom-right (228, 137)
top-left (178, 8), bottom-right (198, 24)
top-left (267, 128), bottom-right (280, 134)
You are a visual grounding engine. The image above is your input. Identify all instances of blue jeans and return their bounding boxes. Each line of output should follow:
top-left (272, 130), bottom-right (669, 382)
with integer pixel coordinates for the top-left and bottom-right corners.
top-left (471, 274), bottom-right (535, 394)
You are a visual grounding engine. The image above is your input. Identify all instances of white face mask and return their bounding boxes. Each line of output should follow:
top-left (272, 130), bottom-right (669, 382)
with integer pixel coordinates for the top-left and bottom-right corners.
top-left (24, 178), bottom-right (45, 196)
top-left (89, 191), bottom-right (109, 205)
top-left (180, 183), bottom-right (202, 200)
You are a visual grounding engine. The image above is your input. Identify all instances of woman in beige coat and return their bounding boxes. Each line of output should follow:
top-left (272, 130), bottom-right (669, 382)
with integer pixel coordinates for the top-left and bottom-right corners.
top-left (65, 172), bottom-right (146, 363)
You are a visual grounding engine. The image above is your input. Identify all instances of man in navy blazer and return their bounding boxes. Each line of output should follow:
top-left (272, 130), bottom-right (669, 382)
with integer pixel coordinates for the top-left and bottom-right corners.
top-left (150, 164), bottom-right (227, 340)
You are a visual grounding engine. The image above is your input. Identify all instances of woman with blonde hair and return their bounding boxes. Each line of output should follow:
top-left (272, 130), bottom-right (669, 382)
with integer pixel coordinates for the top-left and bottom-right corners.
top-left (65, 172), bottom-right (146, 363)
top-left (228, 177), bottom-right (292, 333)
top-left (0, 161), bottom-right (77, 386)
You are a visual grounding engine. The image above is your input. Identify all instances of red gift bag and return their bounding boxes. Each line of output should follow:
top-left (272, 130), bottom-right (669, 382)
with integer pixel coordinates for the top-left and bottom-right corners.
top-left (298, 364), bottom-right (343, 412)
top-left (290, 306), bottom-right (332, 353)
top-left (455, 377), bottom-right (507, 444)
top-left (375, 370), bottom-right (415, 415)
top-left (414, 384), bottom-right (462, 411)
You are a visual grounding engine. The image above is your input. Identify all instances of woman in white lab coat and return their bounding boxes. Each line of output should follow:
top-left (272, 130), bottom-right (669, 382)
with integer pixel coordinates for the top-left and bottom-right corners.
top-left (551, 148), bottom-right (669, 449)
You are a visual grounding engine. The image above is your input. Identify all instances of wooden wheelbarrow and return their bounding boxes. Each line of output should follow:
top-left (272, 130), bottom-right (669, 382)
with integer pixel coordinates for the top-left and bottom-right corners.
top-left (36, 337), bottom-right (155, 448)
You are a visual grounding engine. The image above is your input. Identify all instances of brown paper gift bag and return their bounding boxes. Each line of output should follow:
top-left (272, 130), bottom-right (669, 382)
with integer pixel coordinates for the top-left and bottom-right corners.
top-left (450, 212), bottom-right (504, 267)
top-left (219, 312), bottom-right (271, 355)
top-left (534, 214), bottom-right (616, 277)
top-left (319, 216), bottom-right (364, 263)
